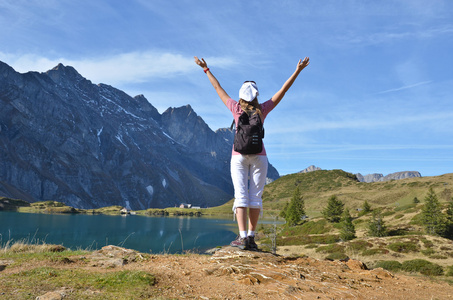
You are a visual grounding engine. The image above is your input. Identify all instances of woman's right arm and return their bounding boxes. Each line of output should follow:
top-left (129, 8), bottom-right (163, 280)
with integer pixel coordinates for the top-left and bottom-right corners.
top-left (194, 56), bottom-right (231, 106)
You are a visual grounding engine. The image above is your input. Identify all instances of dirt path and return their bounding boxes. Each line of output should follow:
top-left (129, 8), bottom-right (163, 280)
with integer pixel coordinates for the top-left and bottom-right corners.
top-left (3, 245), bottom-right (453, 299)
top-left (141, 247), bottom-right (453, 299)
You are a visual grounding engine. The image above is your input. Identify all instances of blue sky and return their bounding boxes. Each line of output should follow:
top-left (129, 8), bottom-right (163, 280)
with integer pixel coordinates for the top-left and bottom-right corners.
top-left (1, 0), bottom-right (452, 177)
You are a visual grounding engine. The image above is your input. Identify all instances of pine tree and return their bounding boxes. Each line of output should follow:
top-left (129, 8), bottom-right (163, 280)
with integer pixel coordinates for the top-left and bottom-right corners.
top-left (367, 210), bottom-right (388, 237)
top-left (284, 187), bottom-right (305, 226)
top-left (421, 188), bottom-right (446, 236)
top-left (359, 200), bottom-right (372, 216)
top-left (322, 195), bottom-right (344, 223)
top-left (444, 200), bottom-right (453, 239)
top-left (362, 200), bottom-right (371, 213)
top-left (340, 208), bottom-right (356, 241)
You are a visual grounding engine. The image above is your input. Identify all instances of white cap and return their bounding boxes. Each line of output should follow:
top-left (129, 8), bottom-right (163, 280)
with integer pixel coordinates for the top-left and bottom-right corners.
top-left (239, 81), bottom-right (259, 102)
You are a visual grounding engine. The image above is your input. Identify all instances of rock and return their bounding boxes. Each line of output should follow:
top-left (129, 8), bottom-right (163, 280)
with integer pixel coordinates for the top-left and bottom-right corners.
top-left (299, 165), bottom-right (322, 173)
top-left (345, 259), bottom-right (368, 270)
top-left (35, 288), bottom-right (71, 300)
top-left (370, 267), bottom-right (394, 279)
top-left (88, 245), bottom-right (144, 268)
top-left (0, 259), bottom-right (14, 272)
top-left (36, 292), bottom-right (62, 300)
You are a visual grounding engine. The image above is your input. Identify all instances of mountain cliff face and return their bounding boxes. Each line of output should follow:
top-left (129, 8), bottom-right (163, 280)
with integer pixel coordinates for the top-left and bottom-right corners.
top-left (356, 171), bottom-right (421, 183)
top-left (0, 61), bottom-right (279, 209)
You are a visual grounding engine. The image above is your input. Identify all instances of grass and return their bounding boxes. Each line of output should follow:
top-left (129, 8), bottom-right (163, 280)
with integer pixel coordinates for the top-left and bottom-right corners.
top-left (3, 267), bottom-right (155, 299)
top-left (0, 241), bottom-right (156, 299)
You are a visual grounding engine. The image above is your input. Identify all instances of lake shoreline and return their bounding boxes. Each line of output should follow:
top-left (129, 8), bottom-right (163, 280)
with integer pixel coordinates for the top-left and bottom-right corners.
top-left (0, 197), bottom-right (234, 218)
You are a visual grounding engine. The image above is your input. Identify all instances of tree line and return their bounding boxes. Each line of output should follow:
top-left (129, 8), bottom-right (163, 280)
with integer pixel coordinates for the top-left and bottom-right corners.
top-left (280, 186), bottom-right (453, 241)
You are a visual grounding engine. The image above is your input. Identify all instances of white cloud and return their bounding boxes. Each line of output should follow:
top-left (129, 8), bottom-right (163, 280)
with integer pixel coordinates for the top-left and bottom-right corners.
top-left (376, 81), bottom-right (432, 94)
top-left (0, 51), bottom-right (238, 86)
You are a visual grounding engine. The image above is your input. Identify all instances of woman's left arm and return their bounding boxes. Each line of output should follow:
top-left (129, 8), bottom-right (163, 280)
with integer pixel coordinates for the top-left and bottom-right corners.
top-left (271, 57), bottom-right (310, 107)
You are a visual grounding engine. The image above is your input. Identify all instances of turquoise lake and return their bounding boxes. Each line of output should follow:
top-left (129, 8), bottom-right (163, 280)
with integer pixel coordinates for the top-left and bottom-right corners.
top-left (0, 211), bottom-right (242, 254)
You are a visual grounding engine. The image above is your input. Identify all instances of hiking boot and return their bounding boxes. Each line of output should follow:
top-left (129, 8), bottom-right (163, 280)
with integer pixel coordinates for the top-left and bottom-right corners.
top-left (230, 236), bottom-right (248, 250)
top-left (247, 235), bottom-right (258, 251)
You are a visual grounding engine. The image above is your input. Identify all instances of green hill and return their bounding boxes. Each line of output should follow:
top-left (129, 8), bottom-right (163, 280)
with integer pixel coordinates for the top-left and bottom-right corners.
top-left (208, 170), bottom-right (453, 217)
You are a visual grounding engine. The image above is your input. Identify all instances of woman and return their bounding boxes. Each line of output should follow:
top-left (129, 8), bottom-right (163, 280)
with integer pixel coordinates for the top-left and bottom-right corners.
top-left (194, 56), bottom-right (310, 250)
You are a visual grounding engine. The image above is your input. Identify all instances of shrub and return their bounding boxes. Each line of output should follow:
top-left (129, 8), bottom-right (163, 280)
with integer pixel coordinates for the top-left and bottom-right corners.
top-left (402, 259), bottom-right (444, 276)
top-left (297, 219), bottom-right (330, 235)
top-left (362, 248), bottom-right (389, 256)
top-left (374, 260), bottom-right (402, 272)
top-left (421, 238), bottom-right (434, 248)
top-left (388, 242), bottom-right (419, 253)
top-left (446, 266), bottom-right (453, 276)
top-left (347, 240), bottom-right (373, 252)
top-left (393, 214), bottom-right (404, 219)
top-left (325, 252), bottom-right (348, 261)
top-left (277, 234), bottom-right (339, 246)
top-left (421, 248), bottom-right (435, 256)
top-left (394, 204), bottom-right (416, 212)
top-left (382, 210), bottom-right (395, 217)
top-left (316, 244), bottom-right (345, 254)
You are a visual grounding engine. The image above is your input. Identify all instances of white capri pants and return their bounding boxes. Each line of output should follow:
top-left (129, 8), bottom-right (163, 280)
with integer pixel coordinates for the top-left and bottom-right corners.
top-left (230, 154), bottom-right (268, 216)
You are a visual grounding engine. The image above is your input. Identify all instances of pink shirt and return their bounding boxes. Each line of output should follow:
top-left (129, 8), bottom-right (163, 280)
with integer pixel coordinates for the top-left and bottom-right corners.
top-left (226, 98), bottom-right (275, 156)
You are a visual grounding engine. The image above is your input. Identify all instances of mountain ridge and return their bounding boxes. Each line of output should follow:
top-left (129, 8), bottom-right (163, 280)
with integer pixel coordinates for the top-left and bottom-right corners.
top-left (299, 165), bottom-right (421, 183)
top-left (0, 61), bottom-right (279, 209)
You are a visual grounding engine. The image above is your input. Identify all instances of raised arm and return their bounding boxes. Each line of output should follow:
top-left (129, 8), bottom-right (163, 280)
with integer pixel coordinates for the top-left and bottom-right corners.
top-left (194, 56), bottom-right (231, 106)
top-left (271, 57), bottom-right (310, 107)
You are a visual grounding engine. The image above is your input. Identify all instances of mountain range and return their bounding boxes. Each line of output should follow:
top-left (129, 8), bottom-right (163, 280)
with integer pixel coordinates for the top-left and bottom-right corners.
top-left (299, 165), bottom-right (421, 183)
top-left (0, 61), bottom-right (279, 209)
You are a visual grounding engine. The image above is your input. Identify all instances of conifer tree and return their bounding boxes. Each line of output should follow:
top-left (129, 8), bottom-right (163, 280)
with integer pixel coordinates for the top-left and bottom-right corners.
top-left (359, 200), bottom-right (372, 216)
top-left (340, 208), bottom-right (356, 241)
top-left (367, 210), bottom-right (388, 237)
top-left (421, 188), bottom-right (446, 236)
top-left (322, 195), bottom-right (344, 223)
top-left (444, 200), bottom-right (453, 239)
top-left (284, 186), bottom-right (305, 226)
top-left (362, 200), bottom-right (372, 213)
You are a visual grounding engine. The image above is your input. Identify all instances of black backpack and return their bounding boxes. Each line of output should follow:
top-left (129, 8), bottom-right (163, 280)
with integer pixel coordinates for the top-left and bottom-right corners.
top-left (233, 110), bottom-right (265, 154)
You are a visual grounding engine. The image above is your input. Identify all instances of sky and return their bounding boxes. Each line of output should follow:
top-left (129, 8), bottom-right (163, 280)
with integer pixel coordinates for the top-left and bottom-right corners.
top-left (1, 0), bottom-right (452, 178)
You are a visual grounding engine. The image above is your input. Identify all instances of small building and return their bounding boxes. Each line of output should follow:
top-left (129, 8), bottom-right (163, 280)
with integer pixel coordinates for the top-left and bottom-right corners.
top-left (120, 207), bottom-right (130, 214)
top-left (179, 203), bottom-right (192, 209)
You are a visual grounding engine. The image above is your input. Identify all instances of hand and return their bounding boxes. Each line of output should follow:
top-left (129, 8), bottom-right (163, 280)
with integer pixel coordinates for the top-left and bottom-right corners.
top-left (296, 57), bottom-right (310, 71)
top-left (194, 56), bottom-right (208, 69)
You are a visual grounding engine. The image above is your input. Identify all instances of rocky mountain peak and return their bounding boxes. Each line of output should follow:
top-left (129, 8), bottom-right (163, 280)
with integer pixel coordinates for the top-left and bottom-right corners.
top-left (299, 165), bottom-right (322, 173)
top-left (133, 94), bottom-right (161, 121)
top-left (46, 63), bottom-right (86, 85)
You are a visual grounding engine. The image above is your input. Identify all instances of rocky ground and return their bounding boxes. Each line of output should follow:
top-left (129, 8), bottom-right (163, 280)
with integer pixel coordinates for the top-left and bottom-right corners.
top-left (3, 245), bottom-right (453, 300)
